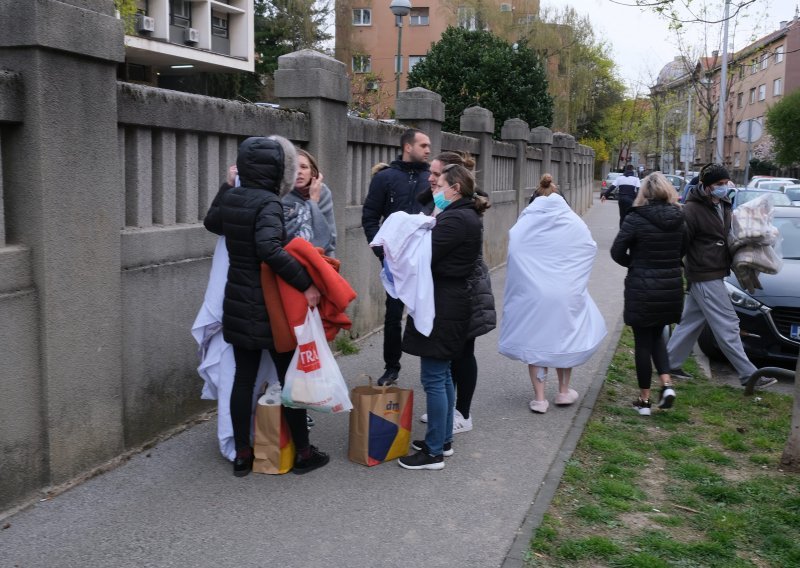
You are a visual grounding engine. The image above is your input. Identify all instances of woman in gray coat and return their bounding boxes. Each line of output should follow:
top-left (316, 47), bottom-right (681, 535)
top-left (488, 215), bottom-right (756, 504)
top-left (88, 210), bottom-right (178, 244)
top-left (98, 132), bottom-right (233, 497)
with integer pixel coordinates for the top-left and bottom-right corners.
top-left (282, 149), bottom-right (337, 257)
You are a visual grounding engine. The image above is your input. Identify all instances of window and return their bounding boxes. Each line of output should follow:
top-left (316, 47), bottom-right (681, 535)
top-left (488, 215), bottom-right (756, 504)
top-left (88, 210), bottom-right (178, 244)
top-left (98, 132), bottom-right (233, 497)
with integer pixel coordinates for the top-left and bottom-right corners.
top-left (352, 8), bottom-right (371, 25)
top-left (211, 11), bottom-right (228, 38)
top-left (751, 58), bottom-right (758, 74)
top-left (774, 78), bottom-right (783, 96)
top-left (409, 7), bottom-right (429, 25)
top-left (761, 53), bottom-right (769, 70)
top-left (395, 55), bottom-right (403, 73)
top-left (409, 55), bottom-right (425, 71)
top-left (758, 84), bottom-right (766, 101)
top-left (170, 0), bottom-right (190, 27)
top-left (776, 45), bottom-right (785, 63)
top-left (352, 54), bottom-right (371, 73)
top-left (734, 152), bottom-right (741, 168)
top-left (749, 87), bottom-right (756, 104)
top-left (458, 6), bottom-right (477, 30)
top-left (739, 65), bottom-right (745, 79)
top-left (737, 92), bottom-right (743, 108)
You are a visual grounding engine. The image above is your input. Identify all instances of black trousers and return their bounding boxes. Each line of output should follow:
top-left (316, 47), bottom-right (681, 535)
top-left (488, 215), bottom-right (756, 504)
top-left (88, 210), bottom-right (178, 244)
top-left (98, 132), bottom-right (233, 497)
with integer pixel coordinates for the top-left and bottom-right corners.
top-left (451, 337), bottom-right (477, 419)
top-left (231, 346), bottom-right (309, 451)
top-left (631, 325), bottom-right (670, 390)
top-left (617, 196), bottom-right (634, 227)
top-left (384, 293), bottom-right (405, 370)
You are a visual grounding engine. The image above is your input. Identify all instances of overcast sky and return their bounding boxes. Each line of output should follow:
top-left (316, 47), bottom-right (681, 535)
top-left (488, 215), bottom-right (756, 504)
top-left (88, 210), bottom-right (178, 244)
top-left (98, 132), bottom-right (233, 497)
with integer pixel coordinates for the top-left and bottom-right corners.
top-left (544, 0), bottom-right (800, 94)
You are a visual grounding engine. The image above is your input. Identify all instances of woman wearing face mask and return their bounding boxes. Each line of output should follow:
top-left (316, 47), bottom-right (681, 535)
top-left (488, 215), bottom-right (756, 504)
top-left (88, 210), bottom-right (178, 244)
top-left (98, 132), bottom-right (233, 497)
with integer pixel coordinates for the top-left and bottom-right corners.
top-left (282, 149), bottom-right (337, 257)
top-left (416, 152), bottom-right (495, 436)
top-left (398, 164), bottom-right (490, 470)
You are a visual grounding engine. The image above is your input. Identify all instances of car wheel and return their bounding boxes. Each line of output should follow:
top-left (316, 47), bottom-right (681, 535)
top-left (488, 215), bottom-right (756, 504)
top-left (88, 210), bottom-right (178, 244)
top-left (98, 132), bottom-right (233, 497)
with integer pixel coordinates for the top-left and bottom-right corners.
top-left (698, 324), bottom-right (726, 361)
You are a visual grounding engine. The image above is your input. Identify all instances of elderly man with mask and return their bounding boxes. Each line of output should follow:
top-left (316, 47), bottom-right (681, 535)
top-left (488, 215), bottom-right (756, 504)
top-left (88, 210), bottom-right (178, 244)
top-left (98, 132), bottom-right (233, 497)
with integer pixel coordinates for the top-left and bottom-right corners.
top-left (666, 164), bottom-right (777, 389)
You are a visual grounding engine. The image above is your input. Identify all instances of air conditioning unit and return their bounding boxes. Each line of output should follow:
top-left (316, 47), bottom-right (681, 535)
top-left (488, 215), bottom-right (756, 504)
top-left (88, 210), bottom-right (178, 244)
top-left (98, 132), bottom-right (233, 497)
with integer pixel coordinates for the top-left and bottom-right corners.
top-left (366, 81), bottom-right (379, 92)
top-left (500, 3), bottom-right (513, 12)
top-left (184, 27), bottom-right (199, 44)
top-left (135, 14), bottom-right (155, 33)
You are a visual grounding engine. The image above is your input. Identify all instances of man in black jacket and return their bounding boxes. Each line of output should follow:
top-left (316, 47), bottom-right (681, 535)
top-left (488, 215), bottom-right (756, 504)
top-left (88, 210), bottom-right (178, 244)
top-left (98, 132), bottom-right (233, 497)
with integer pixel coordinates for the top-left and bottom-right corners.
top-left (362, 129), bottom-right (431, 385)
top-left (665, 163), bottom-right (776, 389)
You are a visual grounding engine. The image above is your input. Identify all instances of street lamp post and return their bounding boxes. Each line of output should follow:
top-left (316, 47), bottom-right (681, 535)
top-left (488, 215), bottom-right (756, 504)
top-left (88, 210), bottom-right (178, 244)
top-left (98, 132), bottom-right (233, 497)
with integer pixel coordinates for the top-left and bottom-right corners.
top-left (390, 0), bottom-right (412, 100)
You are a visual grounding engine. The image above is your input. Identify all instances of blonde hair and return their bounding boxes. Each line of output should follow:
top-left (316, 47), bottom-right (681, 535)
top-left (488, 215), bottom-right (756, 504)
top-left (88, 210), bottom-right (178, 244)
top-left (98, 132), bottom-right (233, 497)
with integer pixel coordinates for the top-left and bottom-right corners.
top-left (634, 172), bottom-right (679, 206)
top-left (535, 173), bottom-right (558, 197)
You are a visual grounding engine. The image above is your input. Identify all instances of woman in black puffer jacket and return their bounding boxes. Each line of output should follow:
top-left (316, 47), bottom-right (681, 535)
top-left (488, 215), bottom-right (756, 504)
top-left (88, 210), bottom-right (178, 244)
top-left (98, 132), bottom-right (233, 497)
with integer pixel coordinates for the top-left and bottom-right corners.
top-left (399, 164), bottom-right (490, 470)
top-left (204, 136), bottom-right (328, 477)
top-left (611, 172), bottom-right (687, 416)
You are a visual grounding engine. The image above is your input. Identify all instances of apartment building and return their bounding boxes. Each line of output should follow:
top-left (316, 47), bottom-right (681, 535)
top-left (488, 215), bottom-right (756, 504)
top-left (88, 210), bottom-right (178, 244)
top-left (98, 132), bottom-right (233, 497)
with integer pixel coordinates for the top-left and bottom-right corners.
top-left (335, 0), bottom-right (540, 115)
top-left (723, 17), bottom-right (800, 179)
top-left (120, 0), bottom-right (254, 87)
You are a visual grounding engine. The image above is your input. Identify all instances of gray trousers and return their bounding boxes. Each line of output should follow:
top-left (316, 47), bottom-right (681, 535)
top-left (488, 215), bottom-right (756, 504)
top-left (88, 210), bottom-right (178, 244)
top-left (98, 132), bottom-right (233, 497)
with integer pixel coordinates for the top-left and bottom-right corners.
top-left (667, 279), bottom-right (757, 383)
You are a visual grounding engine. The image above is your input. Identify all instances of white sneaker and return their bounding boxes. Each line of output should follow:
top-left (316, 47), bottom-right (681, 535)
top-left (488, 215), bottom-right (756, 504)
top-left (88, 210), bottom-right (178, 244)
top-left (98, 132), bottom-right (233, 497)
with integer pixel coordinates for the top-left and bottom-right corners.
top-left (420, 413), bottom-right (428, 423)
top-left (452, 410), bottom-right (473, 434)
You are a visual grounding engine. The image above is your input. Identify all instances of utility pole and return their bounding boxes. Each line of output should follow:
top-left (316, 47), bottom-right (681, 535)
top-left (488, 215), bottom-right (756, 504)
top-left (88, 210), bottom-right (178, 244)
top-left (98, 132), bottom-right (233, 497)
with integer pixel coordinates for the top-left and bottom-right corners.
top-left (715, 0), bottom-right (731, 164)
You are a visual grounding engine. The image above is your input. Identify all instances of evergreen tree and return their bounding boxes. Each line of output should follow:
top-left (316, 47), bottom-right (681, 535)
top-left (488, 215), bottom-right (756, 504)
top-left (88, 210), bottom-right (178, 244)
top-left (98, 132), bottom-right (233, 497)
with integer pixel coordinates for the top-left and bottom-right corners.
top-left (407, 27), bottom-right (553, 137)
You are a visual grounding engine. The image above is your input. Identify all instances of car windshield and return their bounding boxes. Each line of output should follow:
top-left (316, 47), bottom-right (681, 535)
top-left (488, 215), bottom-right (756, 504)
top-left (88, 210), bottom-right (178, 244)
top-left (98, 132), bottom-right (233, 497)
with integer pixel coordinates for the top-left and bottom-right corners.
top-left (774, 216), bottom-right (800, 259)
top-left (758, 181), bottom-right (790, 191)
top-left (735, 191), bottom-right (792, 208)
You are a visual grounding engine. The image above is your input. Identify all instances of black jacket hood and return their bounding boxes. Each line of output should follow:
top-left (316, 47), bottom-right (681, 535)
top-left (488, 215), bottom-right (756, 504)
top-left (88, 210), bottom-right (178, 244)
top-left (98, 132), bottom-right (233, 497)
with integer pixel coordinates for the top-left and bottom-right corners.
top-left (237, 136), bottom-right (297, 196)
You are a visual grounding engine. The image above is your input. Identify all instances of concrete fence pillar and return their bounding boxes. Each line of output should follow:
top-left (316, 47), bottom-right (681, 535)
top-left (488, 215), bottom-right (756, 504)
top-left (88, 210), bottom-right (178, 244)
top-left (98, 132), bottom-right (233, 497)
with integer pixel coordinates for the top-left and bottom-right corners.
top-left (275, 49), bottom-right (350, 261)
top-left (396, 88), bottom-right (445, 155)
top-left (553, 133), bottom-right (575, 207)
top-left (460, 106), bottom-right (495, 192)
top-left (529, 126), bottom-right (553, 179)
top-left (0, 0), bottom-right (126, 484)
top-left (501, 118), bottom-right (530, 213)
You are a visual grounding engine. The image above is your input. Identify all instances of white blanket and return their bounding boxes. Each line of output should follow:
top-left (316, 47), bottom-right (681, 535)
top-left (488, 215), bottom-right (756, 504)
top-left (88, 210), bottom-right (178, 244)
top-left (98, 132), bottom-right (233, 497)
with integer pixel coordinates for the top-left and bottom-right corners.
top-left (498, 194), bottom-right (607, 367)
top-left (191, 237), bottom-right (277, 461)
top-left (370, 211), bottom-right (437, 336)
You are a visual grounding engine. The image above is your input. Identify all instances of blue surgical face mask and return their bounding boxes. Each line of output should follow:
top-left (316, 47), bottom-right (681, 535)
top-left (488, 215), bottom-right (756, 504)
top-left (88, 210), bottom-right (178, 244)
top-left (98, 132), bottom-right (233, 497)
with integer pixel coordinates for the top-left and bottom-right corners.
top-left (709, 184), bottom-right (728, 199)
top-left (433, 190), bottom-right (452, 210)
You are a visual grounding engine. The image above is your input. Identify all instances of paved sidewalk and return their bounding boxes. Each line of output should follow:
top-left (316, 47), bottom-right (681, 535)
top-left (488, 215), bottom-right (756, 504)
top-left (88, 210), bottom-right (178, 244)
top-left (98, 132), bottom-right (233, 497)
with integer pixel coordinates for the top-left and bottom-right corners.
top-left (0, 195), bottom-right (627, 568)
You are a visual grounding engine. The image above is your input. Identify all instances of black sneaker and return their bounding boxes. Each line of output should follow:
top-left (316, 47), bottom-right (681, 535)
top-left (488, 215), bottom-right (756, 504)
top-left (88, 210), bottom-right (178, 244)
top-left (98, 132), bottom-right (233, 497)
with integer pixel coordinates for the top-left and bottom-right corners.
top-left (669, 368), bottom-right (693, 380)
top-left (657, 385), bottom-right (676, 409)
top-left (293, 446), bottom-right (330, 475)
top-left (233, 447), bottom-right (254, 477)
top-left (377, 367), bottom-right (400, 386)
top-left (398, 450), bottom-right (444, 470)
top-left (632, 398), bottom-right (651, 416)
top-left (411, 439), bottom-right (454, 457)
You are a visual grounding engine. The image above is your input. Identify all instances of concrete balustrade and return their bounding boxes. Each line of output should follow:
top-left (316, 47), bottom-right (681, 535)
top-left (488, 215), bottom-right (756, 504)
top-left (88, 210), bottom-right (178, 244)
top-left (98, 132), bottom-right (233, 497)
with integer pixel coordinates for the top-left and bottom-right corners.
top-left (0, 0), bottom-right (594, 511)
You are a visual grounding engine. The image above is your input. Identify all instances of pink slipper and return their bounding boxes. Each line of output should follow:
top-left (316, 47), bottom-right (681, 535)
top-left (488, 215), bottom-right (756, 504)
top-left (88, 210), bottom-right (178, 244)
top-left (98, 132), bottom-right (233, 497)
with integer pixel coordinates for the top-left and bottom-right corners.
top-left (555, 388), bottom-right (579, 406)
top-left (529, 399), bottom-right (549, 414)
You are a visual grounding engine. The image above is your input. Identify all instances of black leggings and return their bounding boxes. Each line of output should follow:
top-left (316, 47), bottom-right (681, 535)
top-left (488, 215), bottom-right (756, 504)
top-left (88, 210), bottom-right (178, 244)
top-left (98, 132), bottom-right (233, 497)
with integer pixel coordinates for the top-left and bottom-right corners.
top-left (451, 337), bottom-right (477, 419)
top-left (231, 346), bottom-right (309, 452)
top-left (631, 325), bottom-right (670, 390)
top-left (384, 293), bottom-right (405, 370)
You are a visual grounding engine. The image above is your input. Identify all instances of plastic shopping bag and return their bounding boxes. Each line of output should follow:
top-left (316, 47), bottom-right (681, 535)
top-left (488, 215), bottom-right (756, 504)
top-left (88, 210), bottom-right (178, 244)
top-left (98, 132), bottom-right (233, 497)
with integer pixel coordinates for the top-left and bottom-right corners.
top-left (281, 307), bottom-right (353, 413)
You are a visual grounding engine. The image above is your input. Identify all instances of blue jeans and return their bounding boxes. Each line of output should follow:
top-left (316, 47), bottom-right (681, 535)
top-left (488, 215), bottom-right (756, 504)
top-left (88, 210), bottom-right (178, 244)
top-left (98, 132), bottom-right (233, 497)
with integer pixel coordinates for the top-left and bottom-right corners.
top-left (420, 357), bottom-right (454, 456)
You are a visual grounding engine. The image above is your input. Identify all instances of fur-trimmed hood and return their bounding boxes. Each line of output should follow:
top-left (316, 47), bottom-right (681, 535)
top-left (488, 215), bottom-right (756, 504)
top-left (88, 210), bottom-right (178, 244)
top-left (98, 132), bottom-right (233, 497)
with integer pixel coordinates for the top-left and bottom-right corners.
top-left (236, 135), bottom-right (297, 197)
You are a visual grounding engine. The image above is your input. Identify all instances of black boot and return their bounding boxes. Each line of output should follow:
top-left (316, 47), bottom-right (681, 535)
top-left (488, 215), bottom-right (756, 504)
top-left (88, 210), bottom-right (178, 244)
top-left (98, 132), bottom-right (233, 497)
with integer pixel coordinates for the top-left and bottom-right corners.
top-left (233, 447), bottom-right (254, 477)
top-left (377, 366), bottom-right (400, 386)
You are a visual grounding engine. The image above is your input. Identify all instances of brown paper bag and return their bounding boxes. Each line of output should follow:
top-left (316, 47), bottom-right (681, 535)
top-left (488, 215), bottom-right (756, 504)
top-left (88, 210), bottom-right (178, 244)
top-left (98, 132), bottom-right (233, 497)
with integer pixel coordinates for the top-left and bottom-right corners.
top-left (348, 383), bottom-right (413, 466)
top-left (253, 403), bottom-right (295, 474)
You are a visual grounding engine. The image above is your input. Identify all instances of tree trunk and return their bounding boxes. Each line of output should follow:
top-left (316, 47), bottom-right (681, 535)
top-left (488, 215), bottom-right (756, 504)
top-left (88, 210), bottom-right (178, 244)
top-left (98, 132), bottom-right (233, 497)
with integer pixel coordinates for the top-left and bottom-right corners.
top-left (779, 351), bottom-right (800, 471)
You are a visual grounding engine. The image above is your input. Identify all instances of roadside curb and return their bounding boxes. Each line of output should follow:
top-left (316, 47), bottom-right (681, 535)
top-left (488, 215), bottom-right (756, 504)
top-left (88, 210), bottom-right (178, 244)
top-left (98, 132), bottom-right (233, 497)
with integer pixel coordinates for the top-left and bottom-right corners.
top-left (500, 316), bottom-right (626, 567)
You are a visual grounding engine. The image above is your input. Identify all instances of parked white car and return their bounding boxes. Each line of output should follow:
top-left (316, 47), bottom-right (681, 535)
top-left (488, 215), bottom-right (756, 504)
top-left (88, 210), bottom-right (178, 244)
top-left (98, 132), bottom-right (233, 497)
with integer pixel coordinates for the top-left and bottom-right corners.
top-left (780, 184), bottom-right (800, 206)
top-left (747, 176), bottom-right (799, 189)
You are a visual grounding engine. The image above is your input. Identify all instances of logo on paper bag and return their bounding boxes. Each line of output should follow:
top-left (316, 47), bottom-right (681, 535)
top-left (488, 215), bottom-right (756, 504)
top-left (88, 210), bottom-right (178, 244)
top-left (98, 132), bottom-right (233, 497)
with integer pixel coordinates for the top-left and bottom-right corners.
top-left (296, 341), bottom-right (321, 373)
top-left (384, 400), bottom-right (400, 416)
